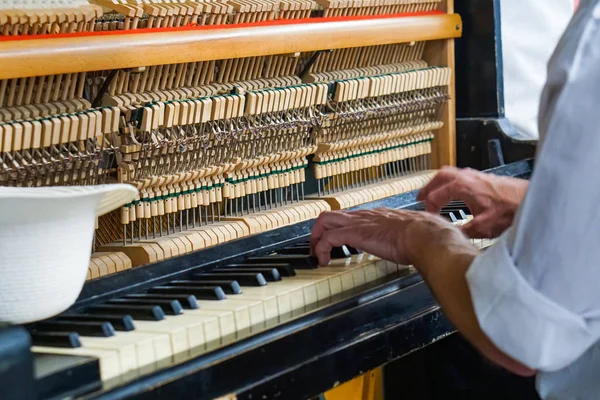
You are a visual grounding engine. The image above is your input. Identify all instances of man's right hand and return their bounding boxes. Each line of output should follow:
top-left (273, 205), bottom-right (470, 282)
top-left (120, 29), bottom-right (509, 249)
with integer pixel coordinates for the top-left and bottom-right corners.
top-left (417, 166), bottom-right (529, 238)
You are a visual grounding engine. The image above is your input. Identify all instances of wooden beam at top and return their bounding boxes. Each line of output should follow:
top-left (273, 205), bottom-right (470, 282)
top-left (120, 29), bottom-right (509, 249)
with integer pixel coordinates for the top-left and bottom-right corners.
top-left (0, 13), bottom-right (462, 80)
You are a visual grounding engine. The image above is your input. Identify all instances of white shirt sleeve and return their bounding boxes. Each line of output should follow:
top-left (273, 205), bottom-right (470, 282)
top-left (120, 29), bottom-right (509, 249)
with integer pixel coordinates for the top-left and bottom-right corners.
top-left (466, 0), bottom-right (600, 372)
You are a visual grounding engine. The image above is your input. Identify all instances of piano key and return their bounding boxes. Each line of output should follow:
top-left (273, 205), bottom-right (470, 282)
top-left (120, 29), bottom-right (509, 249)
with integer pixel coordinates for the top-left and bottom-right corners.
top-left (235, 257), bottom-right (378, 323)
top-left (191, 273), bottom-right (267, 287)
top-left (236, 257), bottom-right (371, 313)
top-left (178, 309), bottom-right (237, 347)
top-left (34, 321), bottom-right (116, 338)
top-left (128, 318), bottom-right (193, 363)
top-left (76, 332), bottom-right (173, 379)
top-left (148, 286), bottom-right (226, 300)
top-left (124, 294), bottom-right (199, 310)
top-left (440, 211), bottom-right (457, 222)
top-left (57, 314), bottom-right (136, 332)
top-left (237, 280), bottom-right (316, 321)
top-left (245, 255), bottom-right (319, 269)
top-left (441, 201), bottom-right (470, 212)
top-left (134, 312), bottom-right (229, 356)
top-left (273, 245), bottom-right (350, 259)
top-left (345, 246), bottom-right (363, 255)
top-left (224, 263), bottom-right (296, 277)
top-left (192, 298), bottom-right (265, 337)
top-left (32, 347), bottom-right (122, 387)
top-left (33, 254), bottom-right (407, 386)
top-left (87, 305), bottom-right (165, 321)
top-left (108, 299), bottom-right (184, 316)
top-left (131, 306), bottom-right (236, 351)
top-left (293, 255), bottom-right (382, 297)
top-left (214, 268), bottom-right (282, 282)
top-left (30, 331), bottom-right (82, 348)
top-left (133, 255), bottom-right (419, 377)
top-left (330, 246), bottom-right (351, 259)
top-left (458, 209), bottom-right (469, 219)
top-left (168, 280), bottom-right (242, 295)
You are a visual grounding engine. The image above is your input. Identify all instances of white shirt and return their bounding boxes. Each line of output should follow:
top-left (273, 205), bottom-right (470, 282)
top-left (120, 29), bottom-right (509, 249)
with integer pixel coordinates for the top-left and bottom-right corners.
top-left (500, 0), bottom-right (575, 140)
top-left (466, 1), bottom-right (600, 398)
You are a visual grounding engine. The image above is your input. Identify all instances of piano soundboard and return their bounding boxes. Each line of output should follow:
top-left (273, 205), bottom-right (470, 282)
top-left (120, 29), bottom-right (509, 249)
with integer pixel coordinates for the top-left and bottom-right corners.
top-left (0, 0), bottom-right (532, 398)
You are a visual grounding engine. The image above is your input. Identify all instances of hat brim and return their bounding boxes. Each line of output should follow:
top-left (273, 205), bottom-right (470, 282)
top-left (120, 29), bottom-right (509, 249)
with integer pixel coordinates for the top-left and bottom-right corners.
top-left (0, 184), bottom-right (138, 217)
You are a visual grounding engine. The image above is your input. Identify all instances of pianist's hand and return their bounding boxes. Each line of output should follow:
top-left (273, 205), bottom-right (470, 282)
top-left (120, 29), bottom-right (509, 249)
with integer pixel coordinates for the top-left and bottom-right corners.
top-left (417, 166), bottom-right (529, 238)
top-left (310, 207), bottom-right (536, 378)
top-left (310, 207), bottom-right (477, 268)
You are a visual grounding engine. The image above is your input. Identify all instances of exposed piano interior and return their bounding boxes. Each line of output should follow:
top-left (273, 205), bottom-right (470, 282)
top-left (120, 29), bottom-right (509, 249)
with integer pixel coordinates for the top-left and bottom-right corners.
top-left (0, 0), bottom-right (537, 399)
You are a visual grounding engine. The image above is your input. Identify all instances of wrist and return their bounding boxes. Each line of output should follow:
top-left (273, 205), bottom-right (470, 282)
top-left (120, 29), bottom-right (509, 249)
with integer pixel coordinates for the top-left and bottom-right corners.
top-left (402, 218), bottom-right (479, 277)
top-left (413, 234), bottom-right (479, 281)
top-left (420, 243), bottom-right (478, 281)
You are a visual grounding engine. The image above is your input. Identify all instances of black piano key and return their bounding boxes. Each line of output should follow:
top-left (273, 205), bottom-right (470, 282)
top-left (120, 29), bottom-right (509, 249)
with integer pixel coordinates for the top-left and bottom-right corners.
top-left (415, 201), bottom-right (471, 216)
top-left (441, 211), bottom-right (458, 222)
top-left (330, 246), bottom-right (351, 259)
top-left (275, 246), bottom-right (311, 255)
top-left (124, 294), bottom-right (199, 310)
top-left (57, 314), bottom-right (135, 331)
top-left (192, 273), bottom-right (267, 286)
top-left (441, 203), bottom-right (470, 213)
top-left (169, 280), bottom-right (242, 295)
top-left (148, 286), bottom-right (226, 301)
top-left (87, 305), bottom-right (165, 321)
top-left (442, 200), bottom-right (468, 208)
top-left (245, 255), bottom-right (319, 269)
top-left (35, 321), bottom-right (115, 338)
top-left (215, 268), bottom-right (281, 282)
top-left (30, 332), bottom-right (81, 348)
top-left (108, 299), bottom-right (183, 316)
top-left (224, 263), bottom-right (296, 277)
top-left (345, 246), bottom-right (363, 255)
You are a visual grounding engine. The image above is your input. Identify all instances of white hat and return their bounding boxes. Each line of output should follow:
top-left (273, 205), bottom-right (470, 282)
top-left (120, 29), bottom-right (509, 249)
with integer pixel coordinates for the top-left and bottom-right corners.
top-left (0, 184), bottom-right (138, 325)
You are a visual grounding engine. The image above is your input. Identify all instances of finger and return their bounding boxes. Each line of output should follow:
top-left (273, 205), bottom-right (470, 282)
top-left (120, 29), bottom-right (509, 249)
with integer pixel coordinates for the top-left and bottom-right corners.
top-left (310, 211), bottom-right (354, 255)
top-left (314, 226), bottom-right (364, 266)
top-left (417, 166), bottom-right (458, 201)
top-left (460, 214), bottom-right (497, 239)
top-left (423, 180), bottom-right (459, 213)
top-left (460, 219), bottom-right (486, 239)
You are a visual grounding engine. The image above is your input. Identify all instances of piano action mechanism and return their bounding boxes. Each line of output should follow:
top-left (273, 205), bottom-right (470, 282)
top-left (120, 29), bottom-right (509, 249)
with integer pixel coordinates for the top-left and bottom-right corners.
top-left (0, 1), bottom-right (528, 399)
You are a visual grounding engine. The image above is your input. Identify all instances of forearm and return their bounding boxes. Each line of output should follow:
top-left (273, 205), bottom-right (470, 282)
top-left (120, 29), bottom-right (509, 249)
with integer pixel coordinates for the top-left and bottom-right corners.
top-left (417, 245), bottom-right (535, 377)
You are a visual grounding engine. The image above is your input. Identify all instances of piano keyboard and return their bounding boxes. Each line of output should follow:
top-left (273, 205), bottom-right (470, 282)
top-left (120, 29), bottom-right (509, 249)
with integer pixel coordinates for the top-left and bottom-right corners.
top-left (30, 203), bottom-right (493, 388)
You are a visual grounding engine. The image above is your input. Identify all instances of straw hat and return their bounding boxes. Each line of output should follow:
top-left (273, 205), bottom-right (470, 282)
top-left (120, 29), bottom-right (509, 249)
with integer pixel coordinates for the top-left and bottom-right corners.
top-left (0, 184), bottom-right (138, 325)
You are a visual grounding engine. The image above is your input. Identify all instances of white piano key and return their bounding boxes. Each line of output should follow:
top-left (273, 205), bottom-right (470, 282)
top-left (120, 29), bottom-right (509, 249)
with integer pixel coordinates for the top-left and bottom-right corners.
top-left (132, 319), bottom-right (194, 363)
top-left (182, 308), bottom-right (237, 347)
top-left (35, 247), bottom-right (417, 386)
top-left (32, 346), bottom-right (122, 387)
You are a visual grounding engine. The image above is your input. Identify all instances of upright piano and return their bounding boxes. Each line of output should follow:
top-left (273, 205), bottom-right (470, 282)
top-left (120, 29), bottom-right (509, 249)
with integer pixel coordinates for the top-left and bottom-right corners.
top-left (0, 0), bottom-right (535, 398)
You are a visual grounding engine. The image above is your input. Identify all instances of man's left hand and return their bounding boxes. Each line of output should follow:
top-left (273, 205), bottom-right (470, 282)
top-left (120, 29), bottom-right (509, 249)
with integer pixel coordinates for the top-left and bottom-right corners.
top-left (310, 208), bottom-right (477, 272)
top-left (310, 207), bottom-right (536, 378)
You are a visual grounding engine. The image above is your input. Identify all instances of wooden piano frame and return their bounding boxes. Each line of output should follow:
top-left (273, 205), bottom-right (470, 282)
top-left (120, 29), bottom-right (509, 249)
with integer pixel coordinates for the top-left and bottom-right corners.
top-left (0, 1), bottom-right (538, 399)
top-left (0, 3), bottom-right (461, 169)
